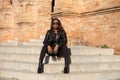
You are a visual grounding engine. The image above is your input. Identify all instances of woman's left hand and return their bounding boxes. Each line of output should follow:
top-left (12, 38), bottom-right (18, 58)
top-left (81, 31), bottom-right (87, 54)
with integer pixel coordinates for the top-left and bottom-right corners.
top-left (54, 45), bottom-right (59, 54)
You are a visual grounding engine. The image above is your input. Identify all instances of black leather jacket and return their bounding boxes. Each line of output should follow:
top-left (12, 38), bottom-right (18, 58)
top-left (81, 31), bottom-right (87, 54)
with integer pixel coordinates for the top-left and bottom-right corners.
top-left (43, 30), bottom-right (67, 48)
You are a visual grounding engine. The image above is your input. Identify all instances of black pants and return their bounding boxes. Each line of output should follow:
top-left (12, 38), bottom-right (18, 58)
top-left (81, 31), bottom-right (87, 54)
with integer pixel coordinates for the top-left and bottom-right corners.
top-left (39, 45), bottom-right (71, 65)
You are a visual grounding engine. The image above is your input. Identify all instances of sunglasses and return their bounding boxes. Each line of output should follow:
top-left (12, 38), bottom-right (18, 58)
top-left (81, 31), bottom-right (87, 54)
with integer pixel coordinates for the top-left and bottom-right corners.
top-left (53, 22), bottom-right (59, 25)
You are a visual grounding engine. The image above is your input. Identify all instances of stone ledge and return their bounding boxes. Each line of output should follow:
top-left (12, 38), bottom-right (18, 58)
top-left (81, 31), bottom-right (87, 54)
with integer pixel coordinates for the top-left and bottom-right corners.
top-left (0, 68), bottom-right (120, 80)
top-left (0, 8), bottom-right (12, 12)
top-left (17, 22), bottom-right (36, 26)
top-left (52, 6), bottom-right (120, 17)
top-left (0, 27), bottom-right (12, 30)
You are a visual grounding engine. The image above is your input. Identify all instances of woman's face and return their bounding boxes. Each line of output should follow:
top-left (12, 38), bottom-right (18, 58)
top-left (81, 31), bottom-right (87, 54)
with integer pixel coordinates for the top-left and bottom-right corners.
top-left (53, 20), bottom-right (59, 29)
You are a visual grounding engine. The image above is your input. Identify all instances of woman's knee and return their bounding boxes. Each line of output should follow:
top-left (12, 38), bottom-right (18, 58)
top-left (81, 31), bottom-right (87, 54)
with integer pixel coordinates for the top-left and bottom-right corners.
top-left (61, 45), bottom-right (68, 50)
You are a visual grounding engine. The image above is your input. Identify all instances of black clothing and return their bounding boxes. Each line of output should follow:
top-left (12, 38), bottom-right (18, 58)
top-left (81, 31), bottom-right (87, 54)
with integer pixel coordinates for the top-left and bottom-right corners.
top-left (43, 30), bottom-right (67, 49)
top-left (39, 45), bottom-right (70, 62)
top-left (38, 30), bottom-right (70, 73)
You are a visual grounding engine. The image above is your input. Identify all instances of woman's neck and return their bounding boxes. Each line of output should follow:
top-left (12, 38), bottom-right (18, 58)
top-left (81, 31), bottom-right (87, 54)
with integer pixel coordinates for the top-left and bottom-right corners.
top-left (54, 29), bottom-right (58, 34)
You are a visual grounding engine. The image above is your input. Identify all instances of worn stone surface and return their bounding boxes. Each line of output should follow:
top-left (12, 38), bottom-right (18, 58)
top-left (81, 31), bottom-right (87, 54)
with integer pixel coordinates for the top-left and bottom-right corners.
top-left (0, 77), bottom-right (12, 80)
top-left (80, 12), bottom-right (120, 54)
top-left (54, 0), bottom-right (120, 13)
top-left (0, 0), bottom-right (120, 54)
top-left (56, 11), bottom-right (120, 54)
top-left (0, 0), bottom-right (51, 43)
top-left (53, 0), bottom-right (120, 54)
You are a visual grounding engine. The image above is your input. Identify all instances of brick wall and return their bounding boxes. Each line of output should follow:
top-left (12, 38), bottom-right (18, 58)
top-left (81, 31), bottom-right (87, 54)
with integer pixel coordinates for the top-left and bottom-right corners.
top-left (0, 0), bottom-right (51, 43)
top-left (0, 0), bottom-right (120, 54)
top-left (0, 0), bottom-right (15, 42)
top-left (53, 0), bottom-right (120, 54)
top-left (80, 12), bottom-right (120, 54)
top-left (54, 0), bottom-right (120, 13)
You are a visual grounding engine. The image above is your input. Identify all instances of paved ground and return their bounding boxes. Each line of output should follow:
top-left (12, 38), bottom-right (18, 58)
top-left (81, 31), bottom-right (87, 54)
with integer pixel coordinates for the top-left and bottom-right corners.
top-left (0, 77), bottom-right (20, 80)
top-left (0, 77), bottom-right (10, 80)
top-left (0, 77), bottom-right (120, 80)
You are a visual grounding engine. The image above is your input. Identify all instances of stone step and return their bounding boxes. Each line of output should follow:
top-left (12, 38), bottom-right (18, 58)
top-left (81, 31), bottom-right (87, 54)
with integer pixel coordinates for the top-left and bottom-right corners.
top-left (29, 39), bottom-right (44, 43)
top-left (1, 40), bottom-right (18, 45)
top-left (0, 68), bottom-right (120, 80)
top-left (0, 38), bottom-right (43, 46)
top-left (7, 40), bottom-right (18, 43)
top-left (0, 53), bottom-right (120, 63)
top-left (1, 42), bottom-right (18, 45)
top-left (1, 60), bottom-right (120, 73)
top-left (44, 55), bottom-right (120, 64)
top-left (0, 45), bottom-right (114, 55)
top-left (0, 77), bottom-right (12, 80)
top-left (22, 42), bottom-right (43, 46)
top-left (0, 39), bottom-right (44, 46)
top-left (44, 62), bottom-right (120, 73)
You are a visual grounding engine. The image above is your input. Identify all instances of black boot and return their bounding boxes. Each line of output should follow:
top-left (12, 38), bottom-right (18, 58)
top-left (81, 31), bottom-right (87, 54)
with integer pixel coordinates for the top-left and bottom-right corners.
top-left (64, 59), bottom-right (70, 73)
top-left (64, 65), bottom-right (69, 73)
top-left (37, 61), bottom-right (44, 73)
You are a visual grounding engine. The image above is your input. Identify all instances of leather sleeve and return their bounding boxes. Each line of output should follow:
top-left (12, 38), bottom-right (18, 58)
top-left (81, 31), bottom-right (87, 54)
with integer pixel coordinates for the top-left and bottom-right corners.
top-left (43, 30), bottom-right (50, 46)
top-left (58, 30), bottom-right (67, 48)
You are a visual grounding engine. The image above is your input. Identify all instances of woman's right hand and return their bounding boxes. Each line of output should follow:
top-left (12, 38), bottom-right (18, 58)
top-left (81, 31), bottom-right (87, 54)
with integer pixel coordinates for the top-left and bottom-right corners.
top-left (47, 45), bottom-right (52, 53)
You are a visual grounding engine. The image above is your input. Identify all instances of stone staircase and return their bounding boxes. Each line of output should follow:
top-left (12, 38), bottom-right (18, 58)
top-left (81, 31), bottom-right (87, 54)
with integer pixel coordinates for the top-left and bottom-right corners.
top-left (1, 39), bottom-right (44, 46)
top-left (0, 40), bottom-right (120, 80)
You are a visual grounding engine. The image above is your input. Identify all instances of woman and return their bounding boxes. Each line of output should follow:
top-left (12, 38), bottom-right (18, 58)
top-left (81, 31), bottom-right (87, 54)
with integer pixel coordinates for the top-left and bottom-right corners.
top-left (37, 18), bottom-right (70, 73)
